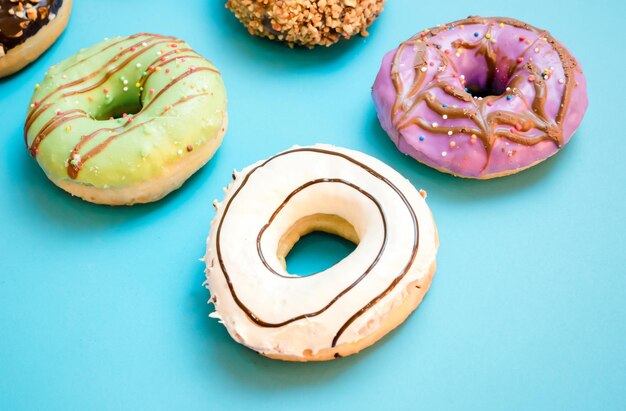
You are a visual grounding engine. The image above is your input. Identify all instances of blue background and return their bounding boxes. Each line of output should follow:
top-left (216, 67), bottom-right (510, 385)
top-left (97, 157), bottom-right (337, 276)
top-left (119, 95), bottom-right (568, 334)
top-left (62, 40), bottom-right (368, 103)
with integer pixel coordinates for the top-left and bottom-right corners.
top-left (1, 0), bottom-right (624, 409)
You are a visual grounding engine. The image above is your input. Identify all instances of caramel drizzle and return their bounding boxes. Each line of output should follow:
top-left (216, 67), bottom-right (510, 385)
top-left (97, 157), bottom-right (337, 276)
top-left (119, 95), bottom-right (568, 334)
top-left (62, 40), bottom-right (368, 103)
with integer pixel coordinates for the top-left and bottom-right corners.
top-left (66, 92), bottom-right (210, 179)
top-left (24, 34), bottom-right (179, 136)
top-left (25, 33), bottom-right (220, 178)
top-left (63, 71), bottom-right (212, 180)
top-left (215, 148), bottom-right (420, 347)
top-left (390, 16), bottom-right (581, 170)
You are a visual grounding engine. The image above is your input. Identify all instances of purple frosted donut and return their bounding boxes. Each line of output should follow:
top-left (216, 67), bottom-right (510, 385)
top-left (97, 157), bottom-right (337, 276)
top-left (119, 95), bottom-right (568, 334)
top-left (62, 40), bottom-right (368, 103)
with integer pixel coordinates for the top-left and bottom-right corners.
top-left (372, 16), bottom-right (588, 179)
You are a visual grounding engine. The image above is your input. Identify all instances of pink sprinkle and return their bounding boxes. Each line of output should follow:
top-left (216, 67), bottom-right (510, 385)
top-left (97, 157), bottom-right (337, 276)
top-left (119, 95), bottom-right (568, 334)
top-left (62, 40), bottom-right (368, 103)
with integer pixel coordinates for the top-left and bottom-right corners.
top-left (189, 66), bottom-right (196, 72)
top-left (486, 101), bottom-right (493, 107)
top-left (161, 56), bottom-right (167, 62)
top-left (103, 88), bottom-right (109, 94)
top-left (149, 88), bottom-right (155, 94)
top-left (528, 75), bottom-right (535, 82)
top-left (165, 68), bottom-right (171, 74)
top-left (122, 113), bottom-right (128, 118)
top-left (33, 101), bottom-right (39, 106)
top-left (517, 57), bottom-right (523, 63)
top-left (56, 109), bottom-right (61, 115)
top-left (130, 46), bottom-right (137, 51)
top-left (519, 36), bottom-right (525, 41)
top-left (127, 117), bottom-right (134, 124)
top-left (515, 123), bottom-right (522, 131)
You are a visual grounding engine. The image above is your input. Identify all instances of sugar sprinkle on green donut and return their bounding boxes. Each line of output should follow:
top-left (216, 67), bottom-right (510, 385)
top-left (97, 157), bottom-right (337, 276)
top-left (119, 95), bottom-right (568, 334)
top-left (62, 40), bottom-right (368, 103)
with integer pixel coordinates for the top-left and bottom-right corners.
top-left (25, 33), bottom-right (227, 204)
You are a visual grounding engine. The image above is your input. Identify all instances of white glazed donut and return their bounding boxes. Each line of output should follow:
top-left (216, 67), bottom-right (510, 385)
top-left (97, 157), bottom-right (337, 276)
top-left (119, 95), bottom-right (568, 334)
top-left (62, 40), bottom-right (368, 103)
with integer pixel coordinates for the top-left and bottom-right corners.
top-left (204, 145), bottom-right (438, 361)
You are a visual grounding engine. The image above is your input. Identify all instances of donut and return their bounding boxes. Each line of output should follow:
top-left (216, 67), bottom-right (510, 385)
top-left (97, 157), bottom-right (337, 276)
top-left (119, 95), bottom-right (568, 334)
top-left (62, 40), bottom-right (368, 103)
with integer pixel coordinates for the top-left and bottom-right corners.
top-left (24, 33), bottom-right (227, 205)
top-left (372, 16), bottom-right (588, 179)
top-left (226, 0), bottom-right (385, 48)
top-left (0, 0), bottom-right (72, 78)
top-left (204, 145), bottom-right (438, 361)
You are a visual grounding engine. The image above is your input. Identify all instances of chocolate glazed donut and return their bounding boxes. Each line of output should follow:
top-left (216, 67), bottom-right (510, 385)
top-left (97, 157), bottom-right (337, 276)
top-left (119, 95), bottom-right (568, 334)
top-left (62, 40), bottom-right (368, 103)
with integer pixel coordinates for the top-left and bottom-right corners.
top-left (0, 0), bottom-right (72, 77)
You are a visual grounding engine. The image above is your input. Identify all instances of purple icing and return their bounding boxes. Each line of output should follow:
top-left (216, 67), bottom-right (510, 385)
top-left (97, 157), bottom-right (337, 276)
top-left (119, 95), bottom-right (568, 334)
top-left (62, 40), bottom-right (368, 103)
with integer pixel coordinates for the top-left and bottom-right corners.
top-left (372, 16), bottom-right (588, 178)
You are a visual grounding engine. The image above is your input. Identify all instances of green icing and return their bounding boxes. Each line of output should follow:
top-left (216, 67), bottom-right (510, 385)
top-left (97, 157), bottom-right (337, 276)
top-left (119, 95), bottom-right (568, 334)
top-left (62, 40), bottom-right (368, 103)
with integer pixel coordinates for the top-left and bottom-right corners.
top-left (26, 33), bottom-right (227, 188)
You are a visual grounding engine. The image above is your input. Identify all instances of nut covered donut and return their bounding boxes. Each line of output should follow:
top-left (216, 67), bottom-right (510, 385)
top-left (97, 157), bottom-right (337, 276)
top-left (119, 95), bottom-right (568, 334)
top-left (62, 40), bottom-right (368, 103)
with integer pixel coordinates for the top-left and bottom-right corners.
top-left (204, 145), bottom-right (438, 361)
top-left (226, 0), bottom-right (385, 48)
top-left (24, 33), bottom-right (227, 205)
top-left (372, 16), bottom-right (588, 179)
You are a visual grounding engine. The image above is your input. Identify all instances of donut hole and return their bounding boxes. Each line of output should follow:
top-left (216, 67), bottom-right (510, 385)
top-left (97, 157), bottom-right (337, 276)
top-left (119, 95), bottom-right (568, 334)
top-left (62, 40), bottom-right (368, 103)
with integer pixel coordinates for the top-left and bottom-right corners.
top-left (455, 53), bottom-right (512, 98)
top-left (94, 98), bottom-right (143, 121)
top-left (94, 93), bottom-right (143, 121)
top-left (278, 214), bottom-right (359, 277)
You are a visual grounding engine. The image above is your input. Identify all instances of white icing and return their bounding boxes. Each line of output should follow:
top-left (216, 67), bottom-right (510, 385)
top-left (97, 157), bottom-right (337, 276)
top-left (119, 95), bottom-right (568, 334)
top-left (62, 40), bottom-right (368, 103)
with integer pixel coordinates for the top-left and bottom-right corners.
top-left (205, 145), bottom-right (437, 358)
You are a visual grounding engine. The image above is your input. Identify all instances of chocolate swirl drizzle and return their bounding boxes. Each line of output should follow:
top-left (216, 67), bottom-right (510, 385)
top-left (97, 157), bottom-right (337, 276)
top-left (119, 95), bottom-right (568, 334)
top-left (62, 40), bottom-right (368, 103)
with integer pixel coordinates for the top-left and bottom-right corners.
top-left (24, 34), bottom-right (220, 178)
top-left (215, 147), bottom-right (420, 348)
top-left (390, 16), bottom-right (581, 170)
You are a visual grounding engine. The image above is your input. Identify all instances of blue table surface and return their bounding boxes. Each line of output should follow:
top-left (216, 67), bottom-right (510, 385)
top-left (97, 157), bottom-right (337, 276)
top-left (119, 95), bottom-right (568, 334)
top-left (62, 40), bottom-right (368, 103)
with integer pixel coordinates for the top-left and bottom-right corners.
top-left (1, 0), bottom-right (624, 409)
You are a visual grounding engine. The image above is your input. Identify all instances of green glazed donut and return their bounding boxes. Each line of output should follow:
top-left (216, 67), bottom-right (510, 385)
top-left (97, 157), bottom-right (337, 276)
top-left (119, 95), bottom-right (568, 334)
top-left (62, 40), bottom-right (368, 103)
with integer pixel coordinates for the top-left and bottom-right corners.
top-left (25, 33), bottom-right (227, 205)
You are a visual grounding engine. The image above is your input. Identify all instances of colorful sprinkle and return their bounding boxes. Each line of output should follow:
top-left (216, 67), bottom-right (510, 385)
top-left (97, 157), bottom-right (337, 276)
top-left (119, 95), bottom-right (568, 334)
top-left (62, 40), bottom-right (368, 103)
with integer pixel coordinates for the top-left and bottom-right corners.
top-left (419, 136), bottom-right (425, 141)
top-left (149, 88), bottom-right (155, 94)
top-left (103, 88), bottom-right (109, 94)
top-left (65, 125), bottom-right (71, 132)
top-left (528, 75), bottom-right (535, 82)
top-left (474, 32), bottom-right (479, 37)
top-left (449, 141), bottom-right (456, 148)
top-left (506, 95), bottom-right (512, 100)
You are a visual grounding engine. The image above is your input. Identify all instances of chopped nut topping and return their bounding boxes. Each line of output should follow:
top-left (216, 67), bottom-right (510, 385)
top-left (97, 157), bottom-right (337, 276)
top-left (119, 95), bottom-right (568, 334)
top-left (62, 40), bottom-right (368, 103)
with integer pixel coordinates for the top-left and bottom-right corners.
top-left (226, 0), bottom-right (385, 48)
